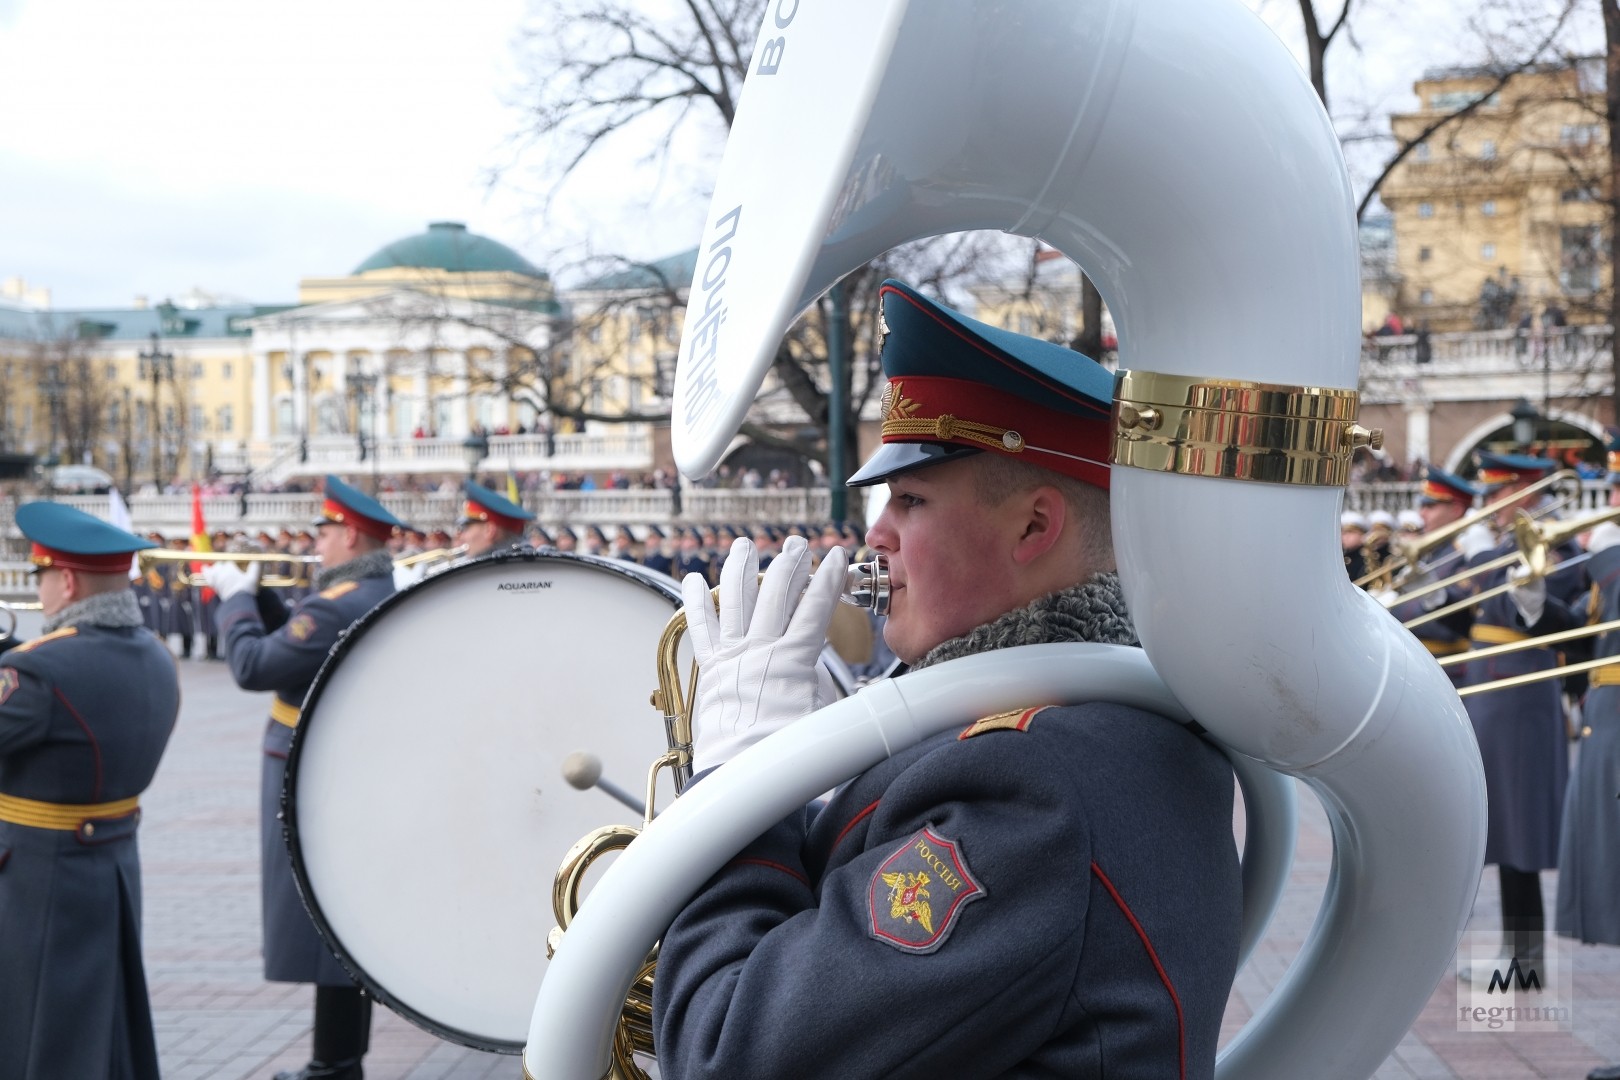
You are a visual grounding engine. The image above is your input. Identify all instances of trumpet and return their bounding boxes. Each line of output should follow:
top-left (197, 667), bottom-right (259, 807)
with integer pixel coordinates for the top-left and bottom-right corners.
top-left (547, 553), bottom-right (893, 1080)
top-left (137, 548), bottom-right (322, 588)
top-left (394, 545), bottom-right (466, 569)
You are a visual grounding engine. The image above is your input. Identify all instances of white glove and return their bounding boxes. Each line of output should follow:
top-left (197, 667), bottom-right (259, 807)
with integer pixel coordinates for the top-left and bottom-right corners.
top-left (1587, 521), bottom-right (1620, 555)
top-left (683, 535), bottom-right (848, 774)
top-left (393, 562), bottom-right (428, 590)
top-left (1456, 522), bottom-right (1497, 562)
top-left (202, 560), bottom-right (260, 602)
top-left (1507, 562), bottom-right (1546, 626)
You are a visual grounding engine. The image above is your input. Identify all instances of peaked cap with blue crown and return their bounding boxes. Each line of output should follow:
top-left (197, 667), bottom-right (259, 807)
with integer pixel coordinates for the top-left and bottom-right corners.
top-left (846, 280), bottom-right (1114, 489)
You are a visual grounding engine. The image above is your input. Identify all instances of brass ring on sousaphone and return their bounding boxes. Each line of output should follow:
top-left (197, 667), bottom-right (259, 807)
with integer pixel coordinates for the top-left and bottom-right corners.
top-left (283, 547), bottom-right (859, 1054)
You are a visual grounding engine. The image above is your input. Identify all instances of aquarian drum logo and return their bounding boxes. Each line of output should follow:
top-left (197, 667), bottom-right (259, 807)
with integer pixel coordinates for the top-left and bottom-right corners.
top-left (867, 827), bottom-right (985, 955)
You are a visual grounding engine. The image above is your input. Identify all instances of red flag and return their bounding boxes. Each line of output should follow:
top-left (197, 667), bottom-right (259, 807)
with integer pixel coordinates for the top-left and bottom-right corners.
top-left (191, 484), bottom-right (215, 601)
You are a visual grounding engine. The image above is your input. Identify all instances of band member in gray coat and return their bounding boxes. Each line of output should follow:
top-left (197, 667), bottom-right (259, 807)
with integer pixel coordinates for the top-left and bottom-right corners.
top-left (0, 503), bottom-right (179, 1080)
top-left (207, 476), bottom-right (404, 1080)
top-left (1457, 452), bottom-right (1586, 979)
top-left (1558, 444), bottom-right (1620, 1080)
top-left (653, 282), bottom-right (1241, 1079)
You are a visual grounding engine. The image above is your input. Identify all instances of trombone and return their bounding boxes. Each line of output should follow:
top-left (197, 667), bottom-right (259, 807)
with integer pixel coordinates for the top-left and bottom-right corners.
top-left (137, 548), bottom-right (322, 588)
top-left (1442, 616), bottom-right (1620, 698)
top-left (1354, 468), bottom-right (1580, 591)
top-left (1403, 503), bottom-right (1620, 631)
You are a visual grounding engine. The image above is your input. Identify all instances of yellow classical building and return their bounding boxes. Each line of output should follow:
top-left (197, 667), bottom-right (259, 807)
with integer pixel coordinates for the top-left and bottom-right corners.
top-left (1381, 61), bottom-right (1609, 332)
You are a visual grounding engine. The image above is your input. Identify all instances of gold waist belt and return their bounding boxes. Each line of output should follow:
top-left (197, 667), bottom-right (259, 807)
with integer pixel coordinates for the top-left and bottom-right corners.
top-left (270, 698), bottom-right (302, 728)
top-left (1423, 639), bottom-right (1470, 657)
top-left (1589, 664), bottom-right (1620, 688)
top-left (0, 792), bottom-right (140, 830)
top-left (1471, 625), bottom-right (1530, 647)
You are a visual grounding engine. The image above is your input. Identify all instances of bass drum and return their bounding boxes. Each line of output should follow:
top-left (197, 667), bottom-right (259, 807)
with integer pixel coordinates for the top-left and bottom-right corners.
top-left (285, 548), bottom-right (853, 1054)
top-left (287, 550), bottom-right (683, 1053)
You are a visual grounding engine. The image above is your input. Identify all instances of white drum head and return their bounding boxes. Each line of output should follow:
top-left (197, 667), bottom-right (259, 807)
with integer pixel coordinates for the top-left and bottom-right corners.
top-left (286, 551), bottom-right (686, 1052)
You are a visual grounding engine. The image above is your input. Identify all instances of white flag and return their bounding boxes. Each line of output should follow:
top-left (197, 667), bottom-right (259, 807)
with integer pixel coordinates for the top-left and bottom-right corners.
top-left (109, 488), bottom-right (139, 578)
top-left (108, 487), bottom-right (133, 531)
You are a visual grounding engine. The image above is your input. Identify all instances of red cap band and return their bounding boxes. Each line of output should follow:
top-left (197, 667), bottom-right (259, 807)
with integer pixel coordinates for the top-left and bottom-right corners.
top-left (878, 375), bottom-right (1111, 489)
top-left (461, 500), bottom-right (526, 536)
top-left (30, 542), bottom-right (135, 574)
top-left (318, 498), bottom-right (396, 542)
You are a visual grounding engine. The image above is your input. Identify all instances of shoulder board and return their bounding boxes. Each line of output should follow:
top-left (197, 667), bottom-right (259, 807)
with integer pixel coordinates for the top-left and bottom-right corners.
top-left (10, 627), bottom-right (79, 654)
top-left (319, 581), bottom-right (360, 601)
top-left (959, 706), bottom-right (1049, 740)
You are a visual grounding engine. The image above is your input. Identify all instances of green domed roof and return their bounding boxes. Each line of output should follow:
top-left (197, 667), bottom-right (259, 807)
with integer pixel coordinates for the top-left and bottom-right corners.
top-left (352, 222), bottom-right (547, 278)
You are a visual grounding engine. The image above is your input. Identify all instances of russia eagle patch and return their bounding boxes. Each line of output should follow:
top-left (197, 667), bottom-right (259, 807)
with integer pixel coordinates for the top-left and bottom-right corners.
top-left (867, 827), bottom-right (985, 954)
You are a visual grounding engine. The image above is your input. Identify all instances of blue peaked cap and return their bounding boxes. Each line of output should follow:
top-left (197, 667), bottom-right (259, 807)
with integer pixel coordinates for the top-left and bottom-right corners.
top-left (847, 279), bottom-right (1114, 488)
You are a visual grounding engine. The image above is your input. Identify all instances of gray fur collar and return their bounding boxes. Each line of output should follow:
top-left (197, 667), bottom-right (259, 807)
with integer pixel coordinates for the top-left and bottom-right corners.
top-left (314, 550), bottom-right (394, 592)
top-left (909, 572), bottom-right (1137, 671)
top-left (43, 589), bottom-right (145, 634)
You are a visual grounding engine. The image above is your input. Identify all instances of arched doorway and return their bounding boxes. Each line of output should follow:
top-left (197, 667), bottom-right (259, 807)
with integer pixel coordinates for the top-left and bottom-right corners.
top-left (1443, 408), bottom-right (1608, 479)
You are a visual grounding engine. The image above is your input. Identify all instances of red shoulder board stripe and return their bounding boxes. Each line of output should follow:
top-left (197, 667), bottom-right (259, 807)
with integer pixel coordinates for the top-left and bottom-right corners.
top-left (959, 705), bottom-right (1048, 740)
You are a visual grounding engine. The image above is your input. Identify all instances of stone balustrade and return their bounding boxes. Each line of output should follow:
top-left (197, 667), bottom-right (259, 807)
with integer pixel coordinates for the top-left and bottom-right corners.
top-left (0, 487), bottom-right (835, 538)
top-left (243, 431), bottom-right (656, 484)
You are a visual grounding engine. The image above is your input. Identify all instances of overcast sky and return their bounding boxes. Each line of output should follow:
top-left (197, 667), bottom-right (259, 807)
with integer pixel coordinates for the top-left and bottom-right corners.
top-left (0, 0), bottom-right (1598, 310)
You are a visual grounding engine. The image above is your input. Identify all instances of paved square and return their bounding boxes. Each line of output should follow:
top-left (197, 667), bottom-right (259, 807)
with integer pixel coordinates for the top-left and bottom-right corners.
top-left (141, 660), bottom-right (1620, 1079)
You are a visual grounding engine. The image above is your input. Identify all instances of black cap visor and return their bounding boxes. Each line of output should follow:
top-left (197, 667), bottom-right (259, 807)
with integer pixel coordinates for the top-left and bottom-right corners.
top-left (845, 441), bottom-right (982, 488)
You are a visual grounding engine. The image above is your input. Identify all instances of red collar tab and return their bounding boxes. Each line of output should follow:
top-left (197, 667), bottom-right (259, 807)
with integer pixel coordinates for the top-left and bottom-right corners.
top-left (879, 375), bottom-right (1111, 489)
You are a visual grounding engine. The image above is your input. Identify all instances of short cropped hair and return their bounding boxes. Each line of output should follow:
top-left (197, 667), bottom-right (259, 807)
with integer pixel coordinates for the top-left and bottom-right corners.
top-left (971, 454), bottom-right (1115, 573)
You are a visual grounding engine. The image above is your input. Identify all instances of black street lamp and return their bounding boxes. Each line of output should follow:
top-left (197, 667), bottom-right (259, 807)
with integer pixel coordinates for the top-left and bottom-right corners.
top-left (462, 430), bottom-right (489, 480)
top-left (40, 363), bottom-right (66, 471)
top-left (138, 332), bottom-right (175, 487)
top-left (347, 359), bottom-right (380, 494)
top-left (1510, 397), bottom-right (1539, 450)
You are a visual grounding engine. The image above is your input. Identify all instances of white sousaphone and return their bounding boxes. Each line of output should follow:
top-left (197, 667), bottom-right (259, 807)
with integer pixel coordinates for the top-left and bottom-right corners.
top-left (526, 1), bottom-right (1488, 1077)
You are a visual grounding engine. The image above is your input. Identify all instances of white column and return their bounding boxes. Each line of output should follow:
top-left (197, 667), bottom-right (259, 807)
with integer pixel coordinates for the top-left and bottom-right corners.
top-left (292, 351), bottom-right (309, 435)
top-left (1404, 399), bottom-right (1431, 467)
top-left (416, 367), bottom-right (430, 435)
top-left (252, 352), bottom-right (271, 441)
top-left (450, 351), bottom-right (470, 436)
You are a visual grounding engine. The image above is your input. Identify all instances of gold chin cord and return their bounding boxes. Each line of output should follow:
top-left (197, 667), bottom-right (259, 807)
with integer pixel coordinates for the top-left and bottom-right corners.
top-left (545, 555), bottom-right (892, 1080)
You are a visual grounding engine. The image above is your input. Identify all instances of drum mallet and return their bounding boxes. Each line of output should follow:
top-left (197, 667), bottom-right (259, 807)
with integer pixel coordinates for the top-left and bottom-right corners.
top-left (562, 752), bottom-right (650, 818)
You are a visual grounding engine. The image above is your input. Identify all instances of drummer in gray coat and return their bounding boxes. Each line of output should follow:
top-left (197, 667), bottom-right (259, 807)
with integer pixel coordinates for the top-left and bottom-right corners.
top-left (653, 280), bottom-right (1241, 1078)
top-left (0, 503), bottom-right (179, 1080)
top-left (205, 475), bottom-right (404, 1080)
top-left (1558, 438), bottom-right (1620, 1080)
